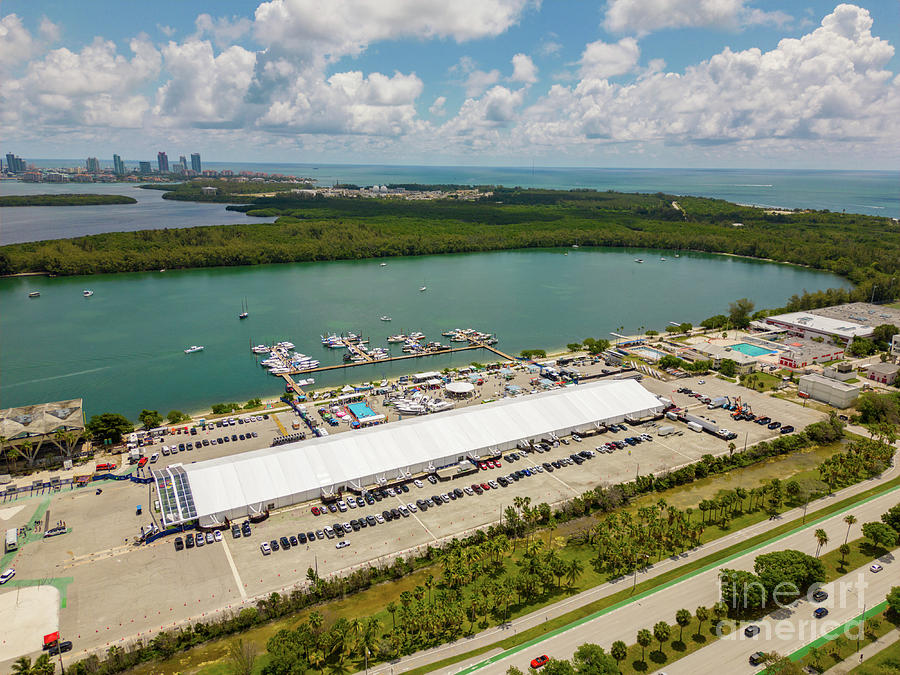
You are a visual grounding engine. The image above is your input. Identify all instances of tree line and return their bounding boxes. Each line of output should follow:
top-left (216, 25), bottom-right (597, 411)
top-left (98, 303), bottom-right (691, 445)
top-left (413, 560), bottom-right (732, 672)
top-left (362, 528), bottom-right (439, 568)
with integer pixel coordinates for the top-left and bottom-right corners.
top-left (0, 194), bottom-right (137, 207)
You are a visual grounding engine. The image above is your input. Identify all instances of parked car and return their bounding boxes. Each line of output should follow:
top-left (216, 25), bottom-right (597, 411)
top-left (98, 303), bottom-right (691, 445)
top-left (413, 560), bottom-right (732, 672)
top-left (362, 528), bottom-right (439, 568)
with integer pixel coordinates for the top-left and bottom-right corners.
top-left (870, 563), bottom-right (884, 573)
top-left (174, 537), bottom-right (184, 551)
top-left (336, 540), bottom-right (350, 549)
top-left (48, 641), bottom-right (73, 656)
top-left (260, 542), bottom-right (271, 555)
top-left (0, 568), bottom-right (14, 584)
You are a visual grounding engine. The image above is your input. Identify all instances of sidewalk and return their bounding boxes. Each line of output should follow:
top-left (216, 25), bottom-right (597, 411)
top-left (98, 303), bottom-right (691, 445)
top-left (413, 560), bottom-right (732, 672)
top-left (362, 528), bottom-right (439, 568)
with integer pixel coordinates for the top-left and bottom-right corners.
top-left (824, 629), bottom-right (900, 674)
top-left (360, 440), bottom-right (899, 675)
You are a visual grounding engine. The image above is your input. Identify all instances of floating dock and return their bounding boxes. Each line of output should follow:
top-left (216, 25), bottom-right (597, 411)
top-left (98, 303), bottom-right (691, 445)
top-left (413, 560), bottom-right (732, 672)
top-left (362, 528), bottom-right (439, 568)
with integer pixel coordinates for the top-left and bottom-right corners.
top-left (279, 341), bottom-right (515, 391)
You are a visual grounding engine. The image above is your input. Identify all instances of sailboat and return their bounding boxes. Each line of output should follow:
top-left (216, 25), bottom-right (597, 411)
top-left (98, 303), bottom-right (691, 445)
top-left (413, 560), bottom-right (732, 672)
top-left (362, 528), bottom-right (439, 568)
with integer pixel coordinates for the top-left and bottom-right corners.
top-left (239, 298), bottom-right (249, 319)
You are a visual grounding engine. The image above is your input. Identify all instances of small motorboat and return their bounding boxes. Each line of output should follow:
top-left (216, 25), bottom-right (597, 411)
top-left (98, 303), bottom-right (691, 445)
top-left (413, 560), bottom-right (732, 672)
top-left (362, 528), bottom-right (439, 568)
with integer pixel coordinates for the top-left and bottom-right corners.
top-left (660, 257), bottom-right (667, 261)
top-left (380, 262), bottom-right (387, 267)
top-left (634, 259), bottom-right (644, 264)
top-left (28, 291), bottom-right (40, 298)
top-left (380, 315), bottom-right (392, 321)
top-left (419, 286), bottom-right (427, 292)
top-left (83, 289), bottom-right (94, 297)
top-left (184, 345), bottom-right (204, 354)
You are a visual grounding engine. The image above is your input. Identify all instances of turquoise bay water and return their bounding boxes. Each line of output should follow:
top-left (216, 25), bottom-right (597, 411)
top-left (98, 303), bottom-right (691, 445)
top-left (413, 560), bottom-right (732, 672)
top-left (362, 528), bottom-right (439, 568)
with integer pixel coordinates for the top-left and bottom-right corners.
top-left (0, 248), bottom-right (850, 419)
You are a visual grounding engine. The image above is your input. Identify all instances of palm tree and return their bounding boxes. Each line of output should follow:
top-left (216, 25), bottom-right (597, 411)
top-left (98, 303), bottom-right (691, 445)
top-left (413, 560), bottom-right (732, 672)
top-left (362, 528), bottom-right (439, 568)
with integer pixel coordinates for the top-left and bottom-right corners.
top-left (564, 558), bottom-right (584, 588)
top-left (611, 640), bottom-right (627, 670)
top-left (814, 528), bottom-right (829, 558)
top-left (636, 629), bottom-right (652, 663)
top-left (843, 514), bottom-right (857, 544)
top-left (838, 543), bottom-right (851, 569)
top-left (11, 657), bottom-right (33, 675)
top-left (386, 601), bottom-right (398, 631)
top-left (653, 621), bottom-right (671, 656)
top-left (675, 609), bottom-right (691, 642)
top-left (695, 606), bottom-right (709, 638)
top-left (32, 655), bottom-right (54, 675)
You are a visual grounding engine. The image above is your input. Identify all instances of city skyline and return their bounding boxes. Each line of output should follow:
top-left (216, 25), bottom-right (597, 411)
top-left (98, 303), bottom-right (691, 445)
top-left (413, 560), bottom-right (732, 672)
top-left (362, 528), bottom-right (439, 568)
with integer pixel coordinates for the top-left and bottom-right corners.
top-left (1, 1), bottom-right (899, 169)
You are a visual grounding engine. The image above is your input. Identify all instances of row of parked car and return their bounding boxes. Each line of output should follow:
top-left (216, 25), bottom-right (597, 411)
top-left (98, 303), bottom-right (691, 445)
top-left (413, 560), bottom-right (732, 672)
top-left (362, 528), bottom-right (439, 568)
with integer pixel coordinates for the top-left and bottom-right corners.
top-left (173, 520), bottom-right (252, 551)
top-left (678, 387), bottom-right (796, 435)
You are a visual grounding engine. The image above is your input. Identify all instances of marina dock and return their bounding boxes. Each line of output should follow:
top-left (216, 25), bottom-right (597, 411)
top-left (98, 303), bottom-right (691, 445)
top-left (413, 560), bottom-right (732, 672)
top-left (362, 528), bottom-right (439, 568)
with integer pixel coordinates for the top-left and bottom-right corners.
top-left (278, 341), bottom-right (516, 390)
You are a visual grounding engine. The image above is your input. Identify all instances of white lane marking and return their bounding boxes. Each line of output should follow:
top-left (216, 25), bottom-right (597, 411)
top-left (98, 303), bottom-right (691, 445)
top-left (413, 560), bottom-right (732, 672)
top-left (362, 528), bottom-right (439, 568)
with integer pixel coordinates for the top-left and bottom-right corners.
top-left (220, 536), bottom-right (247, 600)
top-left (396, 496), bottom-right (438, 540)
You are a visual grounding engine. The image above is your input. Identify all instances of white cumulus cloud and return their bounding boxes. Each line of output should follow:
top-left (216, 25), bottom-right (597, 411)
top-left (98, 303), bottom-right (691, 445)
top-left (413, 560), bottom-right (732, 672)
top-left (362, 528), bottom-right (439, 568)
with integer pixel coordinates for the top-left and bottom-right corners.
top-left (579, 38), bottom-right (640, 79)
top-left (253, 0), bottom-right (531, 61)
top-left (603, 0), bottom-right (791, 35)
top-left (510, 53), bottom-right (538, 83)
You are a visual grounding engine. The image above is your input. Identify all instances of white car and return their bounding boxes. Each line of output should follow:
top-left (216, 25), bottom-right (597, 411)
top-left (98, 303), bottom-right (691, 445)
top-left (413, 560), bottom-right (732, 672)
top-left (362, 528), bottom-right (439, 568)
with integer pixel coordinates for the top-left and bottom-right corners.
top-left (347, 499), bottom-right (357, 509)
top-left (698, 380), bottom-right (705, 384)
top-left (870, 563), bottom-right (884, 573)
top-left (213, 530), bottom-right (222, 542)
top-left (150, 453), bottom-right (159, 463)
top-left (205, 531), bottom-right (214, 544)
top-left (337, 501), bottom-right (348, 512)
top-left (414, 479), bottom-right (423, 488)
top-left (336, 540), bottom-right (350, 549)
top-left (375, 514), bottom-right (385, 524)
top-left (407, 502), bottom-right (418, 512)
top-left (464, 486), bottom-right (474, 495)
top-left (260, 542), bottom-right (271, 555)
top-left (0, 568), bottom-right (14, 584)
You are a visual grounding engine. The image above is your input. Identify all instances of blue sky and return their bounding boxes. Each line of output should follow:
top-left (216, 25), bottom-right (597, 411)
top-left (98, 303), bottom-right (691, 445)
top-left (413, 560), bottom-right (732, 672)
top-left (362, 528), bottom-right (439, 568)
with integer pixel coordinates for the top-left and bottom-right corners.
top-left (2, 1), bottom-right (898, 168)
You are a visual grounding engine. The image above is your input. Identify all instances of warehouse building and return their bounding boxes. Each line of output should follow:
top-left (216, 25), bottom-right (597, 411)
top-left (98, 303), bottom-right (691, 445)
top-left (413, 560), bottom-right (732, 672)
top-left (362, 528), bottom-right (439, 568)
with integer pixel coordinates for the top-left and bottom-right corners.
top-left (864, 362), bottom-right (899, 385)
top-left (798, 374), bottom-right (861, 409)
top-left (154, 379), bottom-right (665, 527)
top-left (764, 312), bottom-right (872, 343)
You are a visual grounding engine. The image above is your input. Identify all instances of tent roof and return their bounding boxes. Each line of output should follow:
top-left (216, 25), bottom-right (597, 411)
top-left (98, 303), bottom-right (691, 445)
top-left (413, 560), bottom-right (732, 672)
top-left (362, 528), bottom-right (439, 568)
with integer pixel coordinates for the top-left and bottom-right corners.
top-left (0, 399), bottom-right (84, 439)
top-left (180, 380), bottom-right (663, 524)
top-left (446, 382), bottom-right (475, 394)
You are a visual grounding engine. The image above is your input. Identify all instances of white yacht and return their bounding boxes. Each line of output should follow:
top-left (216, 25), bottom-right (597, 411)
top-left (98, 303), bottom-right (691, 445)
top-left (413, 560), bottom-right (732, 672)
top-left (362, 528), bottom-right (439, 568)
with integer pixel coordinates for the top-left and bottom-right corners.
top-left (83, 289), bottom-right (94, 297)
top-left (252, 344), bottom-right (270, 354)
top-left (419, 286), bottom-right (427, 292)
top-left (387, 334), bottom-right (407, 343)
top-left (380, 262), bottom-right (388, 267)
top-left (184, 345), bottom-right (204, 354)
top-left (380, 316), bottom-right (392, 321)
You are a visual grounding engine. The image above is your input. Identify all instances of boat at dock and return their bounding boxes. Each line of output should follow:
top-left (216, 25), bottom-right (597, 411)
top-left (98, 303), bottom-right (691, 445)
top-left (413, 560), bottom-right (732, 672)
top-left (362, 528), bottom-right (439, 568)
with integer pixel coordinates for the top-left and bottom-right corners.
top-left (252, 344), bottom-right (269, 354)
top-left (83, 289), bottom-right (94, 297)
top-left (28, 291), bottom-right (40, 298)
top-left (387, 334), bottom-right (407, 343)
top-left (184, 345), bottom-right (204, 354)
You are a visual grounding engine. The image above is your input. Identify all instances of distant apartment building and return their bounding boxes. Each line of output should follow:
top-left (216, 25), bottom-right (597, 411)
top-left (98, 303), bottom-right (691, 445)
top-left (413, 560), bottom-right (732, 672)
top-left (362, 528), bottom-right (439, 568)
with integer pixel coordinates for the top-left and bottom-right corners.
top-left (157, 151), bottom-right (169, 173)
top-left (113, 154), bottom-right (125, 175)
top-left (139, 161), bottom-right (152, 174)
top-left (191, 153), bottom-right (201, 173)
top-left (45, 172), bottom-right (69, 183)
top-left (85, 157), bottom-right (101, 173)
top-left (5, 153), bottom-right (27, 173)
top-left (22, 171), bottom-right (42, 182)
top-left (178, 155), bottom-right (188, 173)
top-left (892, 334), bottom-right (900, 362)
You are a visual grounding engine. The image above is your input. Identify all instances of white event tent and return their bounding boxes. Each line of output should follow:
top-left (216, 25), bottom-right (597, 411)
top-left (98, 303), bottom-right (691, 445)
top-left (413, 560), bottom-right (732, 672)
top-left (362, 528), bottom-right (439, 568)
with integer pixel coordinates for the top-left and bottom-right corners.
top-left (162, 379), bottom-right (664, 527)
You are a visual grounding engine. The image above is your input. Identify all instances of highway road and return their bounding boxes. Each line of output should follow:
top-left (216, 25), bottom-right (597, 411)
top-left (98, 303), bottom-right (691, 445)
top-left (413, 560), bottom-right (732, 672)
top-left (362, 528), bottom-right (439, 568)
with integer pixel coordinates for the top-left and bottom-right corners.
top-left (436, 485), bottom-right (900, 675)
top-left (662, 552), bottom-right (897, 674)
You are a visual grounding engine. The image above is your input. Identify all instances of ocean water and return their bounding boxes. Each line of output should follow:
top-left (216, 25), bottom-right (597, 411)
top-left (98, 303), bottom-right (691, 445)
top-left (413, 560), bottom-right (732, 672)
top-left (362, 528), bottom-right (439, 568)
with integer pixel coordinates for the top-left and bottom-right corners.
top-left (15, 163), bottom-right (900, 223)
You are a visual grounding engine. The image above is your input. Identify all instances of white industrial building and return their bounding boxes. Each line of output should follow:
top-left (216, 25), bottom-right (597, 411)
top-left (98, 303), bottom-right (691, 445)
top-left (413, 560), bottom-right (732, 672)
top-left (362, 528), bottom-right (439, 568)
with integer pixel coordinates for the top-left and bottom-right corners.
top-left (154, 379), bottom-right (665, 527)
top-left (764, 312), bottom-right (873, 343)
top-left (798, 373), bottom-right (861, 409)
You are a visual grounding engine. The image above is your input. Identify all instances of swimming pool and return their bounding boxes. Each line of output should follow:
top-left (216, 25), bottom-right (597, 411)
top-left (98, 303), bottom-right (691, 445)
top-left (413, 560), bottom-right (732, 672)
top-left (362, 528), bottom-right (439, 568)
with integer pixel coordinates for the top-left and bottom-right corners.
top-left (729, 342), bottom-right (777, 357)
top-left (347, 402), bottom-right (378, 420)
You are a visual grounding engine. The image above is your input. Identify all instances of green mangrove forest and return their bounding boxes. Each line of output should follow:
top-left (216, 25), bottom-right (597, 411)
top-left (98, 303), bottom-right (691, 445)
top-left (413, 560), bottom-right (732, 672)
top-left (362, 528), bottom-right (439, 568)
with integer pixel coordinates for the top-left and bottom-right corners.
top-left (2, 187), bottom-right (898, 309)
top-left (0, 193), bottom-right (137, 207)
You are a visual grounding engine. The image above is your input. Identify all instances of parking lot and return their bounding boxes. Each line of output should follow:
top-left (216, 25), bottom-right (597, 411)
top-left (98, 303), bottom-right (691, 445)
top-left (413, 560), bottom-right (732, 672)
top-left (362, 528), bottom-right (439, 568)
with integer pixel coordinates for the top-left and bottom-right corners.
top-left (0, 374), bottom-right (827, 669)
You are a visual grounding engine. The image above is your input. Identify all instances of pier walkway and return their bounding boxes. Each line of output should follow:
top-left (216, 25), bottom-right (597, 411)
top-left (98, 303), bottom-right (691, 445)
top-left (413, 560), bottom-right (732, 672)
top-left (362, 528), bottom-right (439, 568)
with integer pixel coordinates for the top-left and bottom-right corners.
top-left (278, 341), bottom-right (517, 391)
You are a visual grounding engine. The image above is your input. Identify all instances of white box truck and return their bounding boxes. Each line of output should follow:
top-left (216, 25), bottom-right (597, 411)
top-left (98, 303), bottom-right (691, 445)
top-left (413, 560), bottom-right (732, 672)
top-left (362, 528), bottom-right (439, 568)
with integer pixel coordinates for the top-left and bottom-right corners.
top-left (658, 425), bottom-right (676, 436)
top-left (687, 421), bottom-right (703, 433)
top-left (5, 528), bottom-right (17, 553)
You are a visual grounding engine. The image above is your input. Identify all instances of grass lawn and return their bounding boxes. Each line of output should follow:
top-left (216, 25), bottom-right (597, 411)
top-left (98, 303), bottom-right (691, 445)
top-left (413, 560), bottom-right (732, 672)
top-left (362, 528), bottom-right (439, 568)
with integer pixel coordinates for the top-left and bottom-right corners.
top-left (847, 629), bottom-right (900, 673)
top-left (796, 609), bottom-right (900, 673)
top-left (818, 537), bottom-right (891, 579)
top-left (740, 371), bottom-right (783, 392)
top-left (616, 616), bottom-right (727, 674)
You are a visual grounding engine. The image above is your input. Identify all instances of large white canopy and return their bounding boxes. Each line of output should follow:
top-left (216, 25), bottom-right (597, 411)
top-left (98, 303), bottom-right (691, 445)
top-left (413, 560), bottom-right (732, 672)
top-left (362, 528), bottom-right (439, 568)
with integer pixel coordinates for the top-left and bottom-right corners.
top-left (175, 379), bottom-right (663, 526)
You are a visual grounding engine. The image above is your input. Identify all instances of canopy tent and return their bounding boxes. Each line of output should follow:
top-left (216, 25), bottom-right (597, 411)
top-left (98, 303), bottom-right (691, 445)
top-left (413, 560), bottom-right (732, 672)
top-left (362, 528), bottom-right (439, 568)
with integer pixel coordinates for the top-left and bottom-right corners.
top-left (446, 382), bottom-right (475, 394)
top-left (173, 380), bottom-right (665, 527)
top-left (0, 399), bottom-right (84, 439)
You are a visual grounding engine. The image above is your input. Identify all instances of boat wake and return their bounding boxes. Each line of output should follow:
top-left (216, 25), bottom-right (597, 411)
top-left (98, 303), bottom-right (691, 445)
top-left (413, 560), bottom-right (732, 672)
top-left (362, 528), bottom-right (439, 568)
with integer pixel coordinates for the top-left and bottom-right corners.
top-left (4, 366), bottom-right (112, 387)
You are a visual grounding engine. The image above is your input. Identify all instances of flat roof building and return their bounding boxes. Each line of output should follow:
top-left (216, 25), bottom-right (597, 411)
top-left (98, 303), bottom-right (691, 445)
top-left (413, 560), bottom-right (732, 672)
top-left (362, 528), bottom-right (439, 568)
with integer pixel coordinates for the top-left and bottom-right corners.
top-left (156, 379), bottom-right (665, 527)
top-left (778, 343), bottom-right (845, 371)
top-left (764, 312), bottom-right (873, 343)
top-left (892, 334), bottom-right (900, 361)
top-left (864, 362), bottom-right (899, 385)
top-left (798, 374), bottom-right (861, 409)
top-left (682, 344), bottom-right (758, 374)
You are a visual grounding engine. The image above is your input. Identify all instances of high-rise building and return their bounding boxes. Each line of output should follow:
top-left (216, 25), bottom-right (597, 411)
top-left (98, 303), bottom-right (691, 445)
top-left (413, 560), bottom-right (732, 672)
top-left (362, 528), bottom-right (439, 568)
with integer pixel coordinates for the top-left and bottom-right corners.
top-left (191, 153), bottom-right (201, 173)
top-left (113, 154), bottom-right (125, 175)
top-left (86, 157), bottom-right (101, 173)
top-left (178, 155), bottom-right (188, 173)
top-left (139, 161), bottom-right (152, 174)
top-left (157, 151), bottom-right (169, 173)
top-left (5, 153), bottom-right (27, 173)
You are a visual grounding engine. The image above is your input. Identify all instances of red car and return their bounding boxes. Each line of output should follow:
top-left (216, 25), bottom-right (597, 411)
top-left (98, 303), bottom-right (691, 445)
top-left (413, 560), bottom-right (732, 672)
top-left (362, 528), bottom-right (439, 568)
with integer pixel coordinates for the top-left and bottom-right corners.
top-left (311, 506), bottom-right (321, 516)
top-left (96, 462), bottom-right (116, 471)
top-left (481, 482), bottom-right (491, 491)
top-left (137, 457), bottom-right (148, 468)
top-left (479, 462), bottom-right (488, 470)
top-left (495, 460), bottom-right (502, 467)
top-left (531, 655), bottom-right (549, 669)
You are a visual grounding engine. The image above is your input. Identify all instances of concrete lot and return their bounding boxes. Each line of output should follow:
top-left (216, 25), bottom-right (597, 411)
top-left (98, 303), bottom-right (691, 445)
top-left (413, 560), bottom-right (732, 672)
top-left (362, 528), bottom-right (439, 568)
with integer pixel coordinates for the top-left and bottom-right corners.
top-left (0, 366), bottom-right (829, 670)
